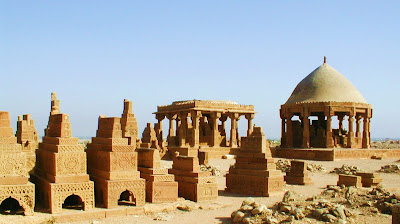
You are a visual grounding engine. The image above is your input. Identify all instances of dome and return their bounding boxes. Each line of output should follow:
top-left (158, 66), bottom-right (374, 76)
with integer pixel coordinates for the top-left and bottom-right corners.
top-left (285, 63), bottom-right (367, 104)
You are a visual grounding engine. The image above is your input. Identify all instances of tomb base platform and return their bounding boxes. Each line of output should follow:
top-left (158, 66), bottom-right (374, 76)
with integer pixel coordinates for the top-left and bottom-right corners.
top-left (226, 173), bottom-right (284, 197)
top-left (0, 182), bottom-right (35, 215)
top-left (284, 175), bottom-right (312, 185)
top-left (272, 147), bottom-right (400, 161)
top-left (177, 181), bottom-right (218, 202)
top-left (90, 175), bottom-right (145, 209)
top-left (31, 174), bottom-right (94, 214)
top-left (146, 181), bottom-right (178, 203)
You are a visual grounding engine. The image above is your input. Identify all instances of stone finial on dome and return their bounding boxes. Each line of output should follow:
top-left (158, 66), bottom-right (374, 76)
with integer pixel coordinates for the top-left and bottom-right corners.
top-left (324, 56), bottom-right (326, 64)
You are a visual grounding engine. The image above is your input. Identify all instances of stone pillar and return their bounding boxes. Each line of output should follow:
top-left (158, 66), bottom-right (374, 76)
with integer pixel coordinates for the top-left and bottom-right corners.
top-left (166, 114), bottom-right (176, 146)
top-left (347, 115), bottom-right (355, 148)
top-left (286, 116), bottom-right (293, 148)
top-left (175, 118), bottom-right (181, 138)
top-left (211, 112), bottom-right (221, 147)
top-left (281, 118), bottom-right (286, 147)
top-left (178, 112), bottom-right (188, 147)
top-left (338, 114), bottom-right (344, 130)
top-left (191, 111), bottom-right (201, 147)
top-left (166, 114), bottom-right (176, 138)
top-left (219, 115), bottom-right (228, 147)
top-left (156, 114), bottom-right (165, 146)
top-left (245, 114), bottom-right (255, 136)
top-left (355, 115), bottom-right (361, 138)
top-left (229, 113), bottom-right (240, 147)
top-left (326, 115), bottom-right (334, 148)
top-left (302, 114), bottom-right (310, 148)
top-left (362, 117), bottom-right (370, 148)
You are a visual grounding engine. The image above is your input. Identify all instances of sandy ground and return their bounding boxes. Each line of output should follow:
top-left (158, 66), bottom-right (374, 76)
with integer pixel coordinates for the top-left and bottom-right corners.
top-left (1, 158), bottom-right (399, 224)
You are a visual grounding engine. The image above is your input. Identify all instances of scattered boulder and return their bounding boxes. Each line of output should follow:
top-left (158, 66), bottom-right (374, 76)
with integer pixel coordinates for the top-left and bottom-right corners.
top-left (232, 211), bottom-right (245, 223)
top-left (153, 214), bottom-right (172, 221)
top-left (378, 164), bottom-right (400, 173)
top-left (330, 164), bottom-right (364, 175)
top-left (200, 164), bottom-right (221, 176)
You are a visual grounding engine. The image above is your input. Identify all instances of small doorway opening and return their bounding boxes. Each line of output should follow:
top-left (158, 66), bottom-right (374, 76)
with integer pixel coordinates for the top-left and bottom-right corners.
top-left (62, 194), bottom-right (84, 210)
top-left (0, 197), bottom-right (24, 215)
top-left (118, 190), bottom-right (136, 206)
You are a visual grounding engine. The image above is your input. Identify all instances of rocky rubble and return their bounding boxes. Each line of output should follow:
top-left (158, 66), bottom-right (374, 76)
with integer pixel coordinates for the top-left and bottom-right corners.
top-left (276, 160), bottom-right (291, 172)
top-left (378, 164), bottom-right (400, 173)
top-left (330, 164), bottom-right (364, 175)
top-left (307, 163), bottom-right (326, 172)
top-left (231, 186), bottom-right (396, 223)
top-left (199, 164), bottom-right (221, 176)
top-left (275, 159), bottom-right (326, 173)
top-left (371, 140), bottom-right (400, 149)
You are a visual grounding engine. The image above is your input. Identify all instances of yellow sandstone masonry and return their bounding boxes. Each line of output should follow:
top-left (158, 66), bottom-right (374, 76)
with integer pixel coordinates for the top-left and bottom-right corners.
top-left (32, 92), bottom-right (94, 214)
top-left (0, 111), bottom-right (35, 215)
top-left (86, 99), bottom-right (145, 209)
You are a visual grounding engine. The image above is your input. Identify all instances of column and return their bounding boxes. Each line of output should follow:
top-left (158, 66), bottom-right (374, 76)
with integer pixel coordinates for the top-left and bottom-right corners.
top-left (210, 112), bottom-right (221, 147)
top-left (219, 115), bottom-right (227, 136)
top-left (178, 112), bottom-right (187, 147)
top-left (245, 114), bottom-right (255, 136)
top-left (229, 113), bottom-right (240, 147)
top-left (156, 114), bottom-right (165, 147)
top-left (286, 116), bottom-right (293, 148)
top-left (362, 117), bottom-right (370, 148)
top-left (166, 114), bottom-right (176, 146)
top-left (191, 111), bottom-right (201, 147)
top-left (326, 114), bottom-right (334, 148)
top-left (219, 115), bottom-right (228, 146)
top-left (281, 118), bottom-right (286, 147)
top-left (355, 116), bottom-right (361, 138)
top-left (175, 118), bottom-right (181, 137)
top-left (166, 114), bottom-right (176, 137)
top-left (302, 114), bottom-right (310, 148)
top-left (347, 115), bottom-right (355, 148)
top-left (338, 114), bottom-right (344, 130)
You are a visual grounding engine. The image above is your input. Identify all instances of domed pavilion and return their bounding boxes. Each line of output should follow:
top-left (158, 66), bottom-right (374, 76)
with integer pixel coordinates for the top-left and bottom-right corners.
top-left (280, 58), bottom-right (372, 149)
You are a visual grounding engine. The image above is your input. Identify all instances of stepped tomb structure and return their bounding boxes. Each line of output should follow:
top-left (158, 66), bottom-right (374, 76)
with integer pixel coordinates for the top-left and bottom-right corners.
top-left (280, 58), bottom-right (372, 150)
top-left (16, 114), bottom-right (39, 173)
top-left (226, 126), bottom-right (285, 196)
top-left (0, 111), bottom-right (35, 215)
top-left (86, 99), bottom-right (145, 208)
top-left (137, 126), bottom-right (178, 203)
top-left (154, 100), bottom-right (255, 159)
top-left (120, 99), bottom-right (140, 147)
top-left (32, 93), bottom-right (94, 213)
top-left (140, 123), bottom-right (167, 157)
top-left (169, 154), bottom-right (218, 202)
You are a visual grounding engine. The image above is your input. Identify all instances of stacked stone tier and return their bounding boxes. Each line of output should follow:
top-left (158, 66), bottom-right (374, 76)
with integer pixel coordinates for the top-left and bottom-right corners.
top-left (169, 156), bottom-right (217, 202)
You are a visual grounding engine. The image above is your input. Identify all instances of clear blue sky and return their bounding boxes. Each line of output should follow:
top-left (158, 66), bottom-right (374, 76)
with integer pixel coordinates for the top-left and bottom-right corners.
top-left (1, 1), bottom-right (399, 139)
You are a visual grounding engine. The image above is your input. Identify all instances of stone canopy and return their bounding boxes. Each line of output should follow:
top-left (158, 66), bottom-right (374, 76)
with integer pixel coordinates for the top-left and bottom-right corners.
top-left (280, 60), bottom-right (372, 149)
top-left (153, 100), bottom-right (256, 158)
